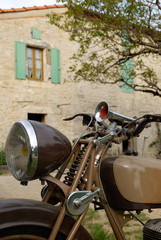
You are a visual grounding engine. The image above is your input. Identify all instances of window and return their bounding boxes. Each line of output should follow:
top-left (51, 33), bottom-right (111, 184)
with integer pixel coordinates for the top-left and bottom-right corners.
top-left (28, 113), bottom-right (46, 123)
top-left (27, 47), bottom-right (43, 80)
top-left (15, 41), bottom-right (61, 83)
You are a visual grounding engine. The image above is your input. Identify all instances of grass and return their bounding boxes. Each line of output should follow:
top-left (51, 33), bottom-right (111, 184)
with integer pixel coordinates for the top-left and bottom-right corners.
top-left (82, 208), bottom-right (114, 239)
top-left (82, 208), bottom-right (149, 240)
top-left (83, 208), bottom-right (100, 222)
top-left (82, 208), bottom-right (109, 240)
top-left (134, 212), bottom-right (150, 222)
top-left (87, 223), bottom-right (109, 240)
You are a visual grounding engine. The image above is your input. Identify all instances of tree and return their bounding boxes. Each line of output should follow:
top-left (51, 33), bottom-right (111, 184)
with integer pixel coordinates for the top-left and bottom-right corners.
top-left (49, 0), bottom-right (161, 97)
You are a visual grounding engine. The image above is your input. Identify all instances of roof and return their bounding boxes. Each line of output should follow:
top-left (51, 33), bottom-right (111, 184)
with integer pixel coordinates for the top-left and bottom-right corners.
top-left (0, 4), bottom-right (65, 13)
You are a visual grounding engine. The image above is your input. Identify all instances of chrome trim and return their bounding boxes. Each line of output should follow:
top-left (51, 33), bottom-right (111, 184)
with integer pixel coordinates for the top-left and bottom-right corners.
top-left (109, 110), bottom-right (135, 122)
top-left (95, 101), bottom-right (109, 122)
top-left (18, 120), bottom-right (38, 179)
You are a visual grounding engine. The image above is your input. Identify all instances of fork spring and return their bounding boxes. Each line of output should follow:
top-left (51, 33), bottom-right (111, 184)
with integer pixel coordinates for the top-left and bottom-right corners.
top-left (63, 145), bottom-right (87, 186)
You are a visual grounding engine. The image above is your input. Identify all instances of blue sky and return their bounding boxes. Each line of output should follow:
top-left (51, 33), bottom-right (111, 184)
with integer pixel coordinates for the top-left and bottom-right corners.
top-left (0, 0), bottom-right (59, 9)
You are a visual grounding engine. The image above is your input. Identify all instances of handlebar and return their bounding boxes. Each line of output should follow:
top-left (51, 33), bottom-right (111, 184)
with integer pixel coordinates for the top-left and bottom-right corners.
top-left (129, 114), bottom-right (161, 137)
top-left (93, 114), bottom-right (161, 146)
top-left (63, 107), bottom-right (161, 145)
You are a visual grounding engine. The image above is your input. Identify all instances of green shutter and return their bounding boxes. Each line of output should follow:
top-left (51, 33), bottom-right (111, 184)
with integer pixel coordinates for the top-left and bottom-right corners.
top-left (121, 30), bottom-right (134, 93)
top-left (31, 29), bottom-right (41, 40)
top-left (51, 48), bottom-right (61, 84)
top-left (122, 30), bottom-right (131, 50)
top-left (121, 60), bottom-right (134, 93)
top-left (15, 41), bottom-right (26, 80)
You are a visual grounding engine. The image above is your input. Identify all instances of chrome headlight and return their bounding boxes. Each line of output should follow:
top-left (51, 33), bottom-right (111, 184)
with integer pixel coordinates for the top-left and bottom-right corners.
top-left (5, 120), bottom-right (38, 181)
top-left (5, 120), bottom-right (71, 182)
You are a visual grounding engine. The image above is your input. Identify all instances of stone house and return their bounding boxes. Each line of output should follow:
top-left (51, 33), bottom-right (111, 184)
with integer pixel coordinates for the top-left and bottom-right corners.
top-left (0, 4), bottom-right (160, 157)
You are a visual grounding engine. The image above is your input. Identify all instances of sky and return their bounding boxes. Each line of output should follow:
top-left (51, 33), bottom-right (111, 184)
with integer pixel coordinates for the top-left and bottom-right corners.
top-left (0, 0), bottom-right (60, 9)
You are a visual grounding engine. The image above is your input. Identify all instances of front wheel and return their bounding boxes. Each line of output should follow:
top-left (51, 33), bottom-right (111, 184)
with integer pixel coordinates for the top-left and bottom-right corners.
top-left (0, 225), bottom-right (66, 240)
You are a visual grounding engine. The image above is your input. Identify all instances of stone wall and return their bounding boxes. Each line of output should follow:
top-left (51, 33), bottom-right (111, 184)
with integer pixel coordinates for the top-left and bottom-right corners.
top-left (0, 7), bottom-right (75, 142)
top-left (0, 7), bottom-right (160, 158)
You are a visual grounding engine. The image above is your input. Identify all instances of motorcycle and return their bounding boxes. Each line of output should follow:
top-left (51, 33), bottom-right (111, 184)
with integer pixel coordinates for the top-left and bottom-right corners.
top-left (0, 101), bottom-right (161, 240)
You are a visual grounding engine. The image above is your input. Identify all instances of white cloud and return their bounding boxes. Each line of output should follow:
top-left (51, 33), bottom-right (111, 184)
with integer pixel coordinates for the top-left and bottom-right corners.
top-left (0, 0), bottom-right (59, 9)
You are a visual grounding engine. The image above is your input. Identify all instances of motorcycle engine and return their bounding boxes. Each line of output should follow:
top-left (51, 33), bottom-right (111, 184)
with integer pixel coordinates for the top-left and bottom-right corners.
top-left (143, 219), bottom-right (161, 239)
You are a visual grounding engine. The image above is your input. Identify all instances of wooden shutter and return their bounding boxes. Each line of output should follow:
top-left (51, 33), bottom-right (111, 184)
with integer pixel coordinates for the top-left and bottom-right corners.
top-left (15, 41), bottom-right (26, 80)
top-left (121, 60), bottom-right (134, 93)
top-left (31, 29), bottom-right (41, 40)
top-left (51, 48), bottom-right (61, 84)
top-left (121, 30), bottom-right (134, 93)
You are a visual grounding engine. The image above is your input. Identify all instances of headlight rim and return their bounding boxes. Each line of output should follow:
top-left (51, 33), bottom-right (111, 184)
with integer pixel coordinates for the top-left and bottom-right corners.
top-left (6, 120), bottom-right (39, 181)
top-left (18, 120), bottom-right (38, 180)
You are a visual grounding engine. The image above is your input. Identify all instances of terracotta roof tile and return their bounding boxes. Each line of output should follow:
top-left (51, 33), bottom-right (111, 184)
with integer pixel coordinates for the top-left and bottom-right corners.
top-left (0, 4), bottom-right (66, 13)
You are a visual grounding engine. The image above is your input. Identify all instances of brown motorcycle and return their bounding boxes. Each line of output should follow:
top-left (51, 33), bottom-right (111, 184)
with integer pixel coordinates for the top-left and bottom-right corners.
top-left (1, 101), bottom-right (161, 240)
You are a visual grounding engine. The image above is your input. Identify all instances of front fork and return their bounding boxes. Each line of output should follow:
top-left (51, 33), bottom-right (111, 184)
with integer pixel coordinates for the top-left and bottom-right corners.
top-left (42, 140), bottom-right (130, 240)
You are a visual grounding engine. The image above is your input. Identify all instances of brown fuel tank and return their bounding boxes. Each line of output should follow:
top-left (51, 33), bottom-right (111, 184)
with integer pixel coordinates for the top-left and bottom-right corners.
top-left (100, 155), bottom-right (161, 210)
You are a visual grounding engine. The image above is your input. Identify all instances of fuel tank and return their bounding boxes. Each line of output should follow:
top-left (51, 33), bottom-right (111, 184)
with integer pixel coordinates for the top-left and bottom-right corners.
top-left (100, 155), bottom-right (161, 210)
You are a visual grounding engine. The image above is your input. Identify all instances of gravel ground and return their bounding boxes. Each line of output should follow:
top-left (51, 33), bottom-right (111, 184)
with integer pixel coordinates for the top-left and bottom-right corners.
top-left (2, 170), bottom-right (161, 240)
top-left (1, 172), bottom-right (161, 221)
top-left (0, 173), bottom-right (43, 200)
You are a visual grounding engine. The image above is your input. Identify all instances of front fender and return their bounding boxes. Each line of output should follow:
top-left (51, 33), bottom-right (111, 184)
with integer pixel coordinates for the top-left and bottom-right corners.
top-left (0, 199), bottom-right (93, 240)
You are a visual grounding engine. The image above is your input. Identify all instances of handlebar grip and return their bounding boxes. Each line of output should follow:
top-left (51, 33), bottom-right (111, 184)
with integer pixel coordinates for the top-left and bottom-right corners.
top-left (131, 119), bottom-right (149, 137)
top-left (143, 114), bottom-right (161, 121)
top-left (129, 114), bottom-right (161, 137)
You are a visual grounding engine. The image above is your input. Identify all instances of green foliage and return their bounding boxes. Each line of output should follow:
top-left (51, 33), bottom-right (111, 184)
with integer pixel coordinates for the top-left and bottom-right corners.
top-left (50, 0), bottom-right (161, 97)
top-left (0, 146), bottom-right (6, 165)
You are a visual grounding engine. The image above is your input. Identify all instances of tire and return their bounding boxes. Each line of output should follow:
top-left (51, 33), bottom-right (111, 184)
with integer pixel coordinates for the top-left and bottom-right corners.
top-left (0, 225), bottom-right (66, 240)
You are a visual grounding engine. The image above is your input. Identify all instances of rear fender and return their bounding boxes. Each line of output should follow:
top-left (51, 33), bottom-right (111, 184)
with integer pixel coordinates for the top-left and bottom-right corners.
top-left (0, 199), bottom-right (93, 240)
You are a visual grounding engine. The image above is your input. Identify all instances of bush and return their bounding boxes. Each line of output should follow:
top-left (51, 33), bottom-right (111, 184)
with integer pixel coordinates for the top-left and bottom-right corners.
top-left (0, 147), bottom-right (6, 165)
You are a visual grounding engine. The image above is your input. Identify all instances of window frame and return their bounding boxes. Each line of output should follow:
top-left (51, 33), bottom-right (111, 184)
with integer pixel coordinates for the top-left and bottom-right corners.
top-left (26, 46), bottom-right (44, 81)
top-left (15, 41), bottom-right (61, 83)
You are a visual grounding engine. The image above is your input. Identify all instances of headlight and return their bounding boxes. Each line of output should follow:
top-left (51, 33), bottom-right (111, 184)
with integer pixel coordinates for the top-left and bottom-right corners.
top-left (5, 120), bottom-right (71, 182)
